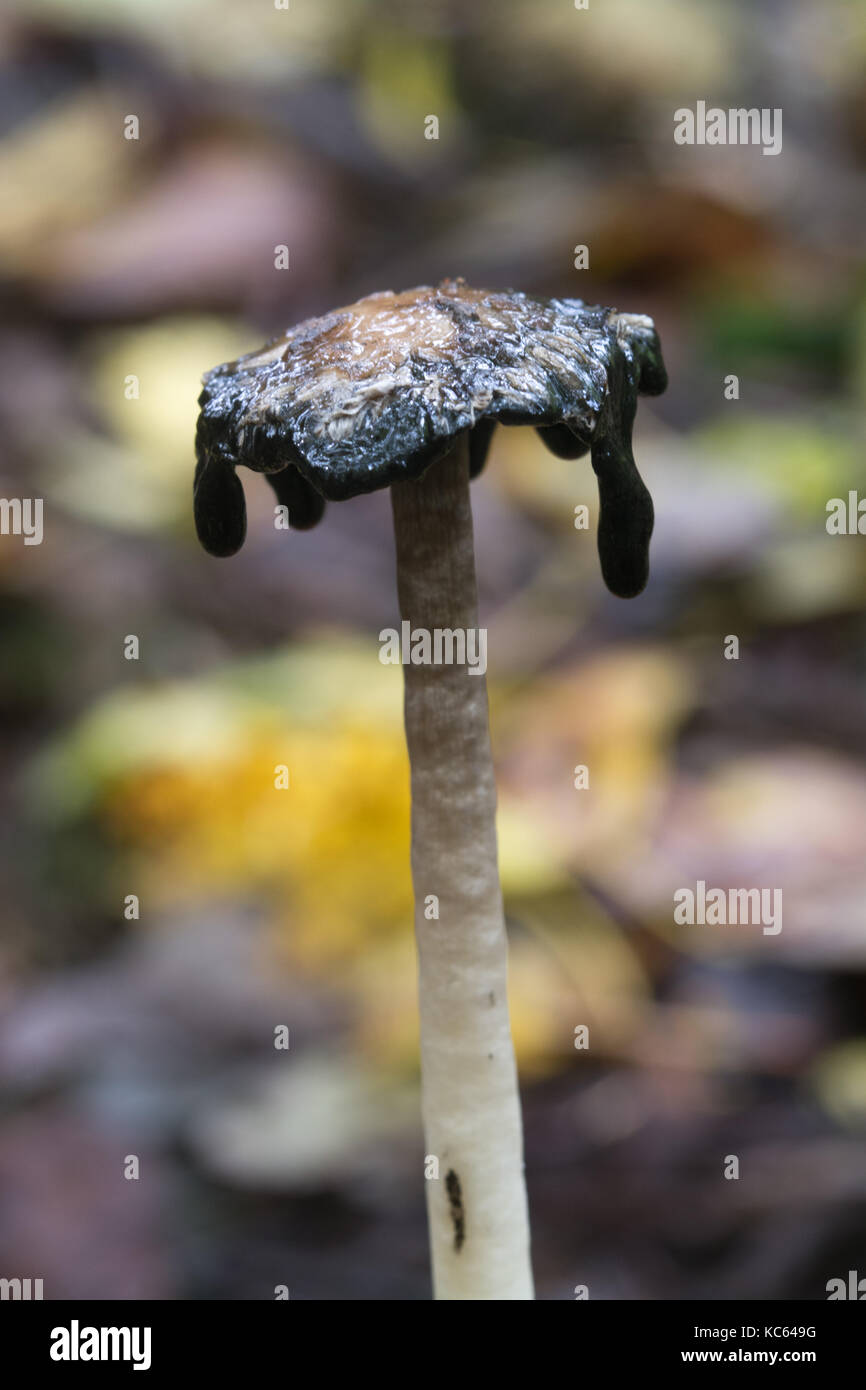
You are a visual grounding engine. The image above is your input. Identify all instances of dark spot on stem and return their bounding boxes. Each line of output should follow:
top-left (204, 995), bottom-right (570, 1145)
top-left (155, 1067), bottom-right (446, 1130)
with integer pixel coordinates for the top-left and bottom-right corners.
top-left (445, 1169), bottom-right (465, 1252)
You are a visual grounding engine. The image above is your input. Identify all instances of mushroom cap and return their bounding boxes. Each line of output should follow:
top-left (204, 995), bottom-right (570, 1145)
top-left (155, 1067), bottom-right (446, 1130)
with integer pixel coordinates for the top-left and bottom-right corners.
top-left (194, 278), bottom-right (667, 596)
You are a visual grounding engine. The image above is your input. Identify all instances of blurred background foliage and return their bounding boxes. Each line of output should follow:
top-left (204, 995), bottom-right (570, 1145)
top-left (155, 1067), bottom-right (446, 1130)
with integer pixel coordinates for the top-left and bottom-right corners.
top-left (0, 0), bottom-right (865, 1299)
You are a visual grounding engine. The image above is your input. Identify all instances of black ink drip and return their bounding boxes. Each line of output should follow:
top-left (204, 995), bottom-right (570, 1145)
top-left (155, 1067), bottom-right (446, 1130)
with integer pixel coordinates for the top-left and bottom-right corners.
top-left (590, 340), bottom-right (665, 599)
top-left (193, 448), bottom-right (247, 559)
top-left (445, 1169), bottom-right (466, 1253)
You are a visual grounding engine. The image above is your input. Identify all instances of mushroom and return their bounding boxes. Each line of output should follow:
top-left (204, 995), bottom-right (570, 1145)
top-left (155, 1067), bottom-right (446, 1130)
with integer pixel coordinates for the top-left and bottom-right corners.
top-left (193, 278), bottom-right (667, 1300)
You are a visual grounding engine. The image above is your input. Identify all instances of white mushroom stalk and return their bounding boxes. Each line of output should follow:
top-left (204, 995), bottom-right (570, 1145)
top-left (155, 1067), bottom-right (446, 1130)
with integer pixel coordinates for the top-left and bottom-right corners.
top-left (193, 278), bottom-right (667, 1301)
top-left (391, 434), bottom-right (533, 1300)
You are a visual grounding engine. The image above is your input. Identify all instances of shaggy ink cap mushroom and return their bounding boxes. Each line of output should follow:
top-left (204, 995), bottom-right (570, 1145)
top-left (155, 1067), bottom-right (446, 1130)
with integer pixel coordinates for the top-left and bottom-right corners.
top-left (194, 278), bottom-right (667, 597)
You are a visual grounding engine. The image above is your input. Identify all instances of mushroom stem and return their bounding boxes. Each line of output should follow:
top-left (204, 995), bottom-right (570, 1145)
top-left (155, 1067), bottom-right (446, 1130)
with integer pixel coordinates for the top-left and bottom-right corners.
top-left (390, 433), bottom-right (534, 1301)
